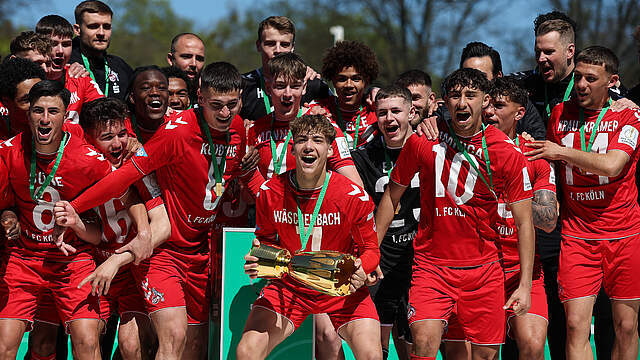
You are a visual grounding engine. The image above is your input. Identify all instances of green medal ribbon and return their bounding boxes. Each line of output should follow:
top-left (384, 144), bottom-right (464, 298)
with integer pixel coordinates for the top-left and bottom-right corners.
top-left (447, 124), bottom-right (496, 199)
top-left (295, 172), bottom-right (331, 251)
top-left (258, 69), bottom-right (271, 115)
top-left (544, 72), bottom-right (574, 119)
top-left (515, 136), bottom-right (519, 147)
top-left (130, 114), bottom-right (144, 143)
top-left (82, 54), bottom-right (110, 97)
top-left (196, 108), bottom-right (229, 197)
top-left (29, 132), bottom-right (68, 201)
top-left (335, 100), bottom-right (363, 150)
top-left (579, 98), bottom-right (611, 153)
top-left (382, 138), bottom-right (393, 178)
top-left (270, 108), bottom-right (304, 175)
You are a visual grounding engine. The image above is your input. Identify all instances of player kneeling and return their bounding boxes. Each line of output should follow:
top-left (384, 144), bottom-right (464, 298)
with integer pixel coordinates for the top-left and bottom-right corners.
top-left (238, 114), bottom-right (382, 360)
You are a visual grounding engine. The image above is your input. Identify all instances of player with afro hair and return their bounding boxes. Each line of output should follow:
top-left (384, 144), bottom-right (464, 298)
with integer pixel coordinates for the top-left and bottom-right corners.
top-left (319, 40), bottom-right (380, 149)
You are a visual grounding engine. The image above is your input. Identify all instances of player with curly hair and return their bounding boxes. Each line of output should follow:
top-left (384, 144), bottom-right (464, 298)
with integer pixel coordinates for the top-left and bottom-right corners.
top-left (320, 40), bottom-right (380, 150)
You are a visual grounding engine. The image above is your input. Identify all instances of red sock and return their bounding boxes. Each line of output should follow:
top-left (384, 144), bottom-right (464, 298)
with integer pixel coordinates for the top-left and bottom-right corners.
top-left (410, 355), bottom-right (436, 360)
top-left (31, 353), bottom-right (56, 360)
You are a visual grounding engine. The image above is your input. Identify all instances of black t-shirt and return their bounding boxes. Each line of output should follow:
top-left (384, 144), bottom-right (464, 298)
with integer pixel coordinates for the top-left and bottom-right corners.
top-left (240, 68), bottom-right (333, 121)
top-left (70, 37), bottom-right (133, 101)
top-left (352, 136), bottom-right (418, 275)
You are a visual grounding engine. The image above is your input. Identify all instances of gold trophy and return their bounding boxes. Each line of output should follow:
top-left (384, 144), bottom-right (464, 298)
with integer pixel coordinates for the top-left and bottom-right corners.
top-left (249, 242), bottom-right (357, 297)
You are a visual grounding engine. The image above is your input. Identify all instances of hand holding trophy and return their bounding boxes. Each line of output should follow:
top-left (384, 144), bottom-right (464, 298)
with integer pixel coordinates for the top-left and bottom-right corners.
top-left (245, 239), bottom-right (358, 296)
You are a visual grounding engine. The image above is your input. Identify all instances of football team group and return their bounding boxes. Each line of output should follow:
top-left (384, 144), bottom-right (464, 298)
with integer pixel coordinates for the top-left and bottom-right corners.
top-left (1, 1), bottom-right (640, 360)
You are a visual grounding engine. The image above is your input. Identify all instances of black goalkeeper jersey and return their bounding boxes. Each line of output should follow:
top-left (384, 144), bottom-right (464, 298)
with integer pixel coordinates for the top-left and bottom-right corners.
top-left (352, 136), bottom-right (419, 274)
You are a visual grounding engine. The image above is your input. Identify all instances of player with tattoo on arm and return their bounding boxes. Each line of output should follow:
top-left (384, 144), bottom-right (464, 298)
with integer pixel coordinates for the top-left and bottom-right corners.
top-left (526, 46), bottom-right (640, 360)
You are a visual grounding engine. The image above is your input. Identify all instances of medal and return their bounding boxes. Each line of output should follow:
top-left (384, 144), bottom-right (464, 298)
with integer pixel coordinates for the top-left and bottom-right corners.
top-left (196, 108), bottom-right (229, 200)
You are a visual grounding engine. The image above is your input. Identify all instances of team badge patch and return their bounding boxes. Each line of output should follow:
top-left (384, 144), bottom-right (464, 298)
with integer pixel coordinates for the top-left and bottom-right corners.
top-left (618, 125), bottom-right (639, 150)
top-left (407, 304), bottom-right (416, 320)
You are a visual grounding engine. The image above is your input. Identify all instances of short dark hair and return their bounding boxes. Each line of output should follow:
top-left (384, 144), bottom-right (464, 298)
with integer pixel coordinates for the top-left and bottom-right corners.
top-left (125, 65), bottom-right (167, 109)
top-left (200, 62), bottom-right (243, 93)
top-left (534, 11), bottom-right (577, 35)
top-left (575, 46), bottom-right (619, 75)
top-left (35, 15), bottom-right (74, 39)
top-left (80, 97), bottom-right (128, 132)
top-left (161, 66), bottom-right (192, 95)
top-left (268, 52), bottom-right (307, 83)
top-left (257, 16), bottom-right (295, 44)
top-left (489, 77), bottom-right (528, 107)
top-left (169, 32), bottom-right (204, 54)
top-left (321, 40), bottom-right (379, 84)
top-left (0, 57), bottom-right (46, 100)
top-left (375, 85), bottom-right (412, 106)
top-left (74, 0), bottom-right (113, 24)
top-left (28, 80), bottom-right (71, 109)
top-left (442, 68), bottom-right (491, 96)
top-left (459, 41), bottom-right (502, 77)
top-left (290, 114), bottom-right (336, 144)
top-left (10, 31), bottom-right (51, 56)
top-left (394, 69), bottom-right (432, 89)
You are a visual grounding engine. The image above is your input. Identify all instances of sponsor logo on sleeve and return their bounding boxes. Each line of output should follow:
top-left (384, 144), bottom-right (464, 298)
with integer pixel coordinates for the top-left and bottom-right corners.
top-left (522, 167), bottom-right (532, 191)
top-left (618, 125), bottom-right (639, 149)
top-left (336, 137), bottom-right (350, 159)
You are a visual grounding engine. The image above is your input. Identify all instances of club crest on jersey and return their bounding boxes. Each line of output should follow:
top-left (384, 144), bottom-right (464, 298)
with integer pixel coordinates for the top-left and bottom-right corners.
top-left (135, 146), bottom-right (148, 157)
top-left (407, 304), bottom-right (416, 320)
top-left (141, 278), bottom-right (165, 305)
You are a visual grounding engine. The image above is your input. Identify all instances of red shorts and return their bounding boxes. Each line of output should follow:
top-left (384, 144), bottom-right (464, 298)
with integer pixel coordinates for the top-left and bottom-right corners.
top-left (132, 250), bottom-right (210, 324)
top-left (558, 235), bottom-right (640, 302)
top-left (36, 265), bottom-right (146, 324)
top-left (0, 254), bottom-right (100, 332)
top-left (409, 261), bottom-right (505, 345)
top-left (505, 268), bottom-right (548, 321)
top-left (253, 279), bottom-right (379, 332)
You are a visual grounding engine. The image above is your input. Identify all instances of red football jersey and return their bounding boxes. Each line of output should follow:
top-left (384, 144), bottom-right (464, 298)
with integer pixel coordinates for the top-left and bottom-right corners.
top-left (255, 170), bottom-right (379, 293)
top-left (0, 131), bottom-right (111, 261)
top-left (391, 123), bottom-right (533, 267)
top-left (131, 108), bottom-right (261, 254)
top-left (497, 134), bottom-right (556, 271)
top-left (0, 153), bottom-right (13, 210)
top-left (319, 97), bottom-right (378, 148)
top-left (63, 67), bottom-right (104, 124)
top-left (547, 99), bottom-right (640, 240)
top-left (248, 110), bottom-right (353, 179)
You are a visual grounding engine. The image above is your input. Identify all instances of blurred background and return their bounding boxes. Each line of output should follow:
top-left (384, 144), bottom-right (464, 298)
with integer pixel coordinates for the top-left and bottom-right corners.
top-left (3, 0), bottom-right (640, 93)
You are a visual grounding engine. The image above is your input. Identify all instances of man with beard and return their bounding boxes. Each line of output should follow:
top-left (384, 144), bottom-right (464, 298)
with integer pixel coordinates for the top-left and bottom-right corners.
top-left (70, 1), bottom-right (133, 100)
top-left (166, 33), bottom-right (205, 89)
top-left (240, 16), bottom-right (332, 122)
top-left (394, 70), bottom-right (436, 127)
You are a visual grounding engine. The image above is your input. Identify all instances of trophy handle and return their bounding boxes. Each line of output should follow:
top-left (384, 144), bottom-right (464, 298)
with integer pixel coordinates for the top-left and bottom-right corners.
top-left (249, 242), bottom-right (292, 279)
